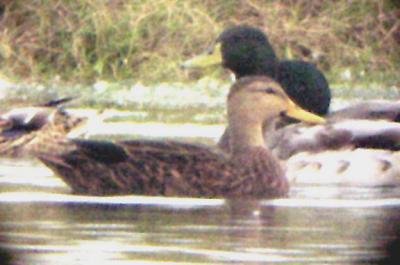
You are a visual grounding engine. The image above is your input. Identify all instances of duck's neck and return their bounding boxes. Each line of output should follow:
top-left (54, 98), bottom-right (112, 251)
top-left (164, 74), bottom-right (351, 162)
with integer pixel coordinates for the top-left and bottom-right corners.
top-left (229, 118), bottom-right (266, 155)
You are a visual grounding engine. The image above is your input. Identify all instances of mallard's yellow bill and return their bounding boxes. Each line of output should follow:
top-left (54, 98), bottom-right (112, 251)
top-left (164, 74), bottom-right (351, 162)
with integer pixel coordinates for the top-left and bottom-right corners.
top-left (181, 43), bottom-right (222, 69)
top-left (285, 99), bottom-right (325, 124)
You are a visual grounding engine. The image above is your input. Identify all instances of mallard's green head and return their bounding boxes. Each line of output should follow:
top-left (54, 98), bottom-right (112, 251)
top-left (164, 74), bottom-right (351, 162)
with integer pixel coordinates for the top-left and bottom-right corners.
top-left (182, 25), bottom-right (278, 78)
top-left (182, 25), bottom-right (331, 117)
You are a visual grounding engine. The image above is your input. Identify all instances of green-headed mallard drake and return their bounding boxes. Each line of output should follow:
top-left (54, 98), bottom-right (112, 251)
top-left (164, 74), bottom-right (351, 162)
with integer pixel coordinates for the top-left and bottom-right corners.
top-left (182, 25), bottom-right (331, 116)
top-left (182, 25), bottom-right (400, 122)
top-left (0, 97), bottom-right (88, 158)
top-left (182, 25), bottom-right (400, 186)
top-left (34, 76), bottom-right (324, 197)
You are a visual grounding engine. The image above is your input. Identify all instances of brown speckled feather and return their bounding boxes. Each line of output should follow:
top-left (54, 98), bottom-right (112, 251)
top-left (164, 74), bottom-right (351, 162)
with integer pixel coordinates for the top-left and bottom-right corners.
top-left (38, 140), bottom-right (288, 198)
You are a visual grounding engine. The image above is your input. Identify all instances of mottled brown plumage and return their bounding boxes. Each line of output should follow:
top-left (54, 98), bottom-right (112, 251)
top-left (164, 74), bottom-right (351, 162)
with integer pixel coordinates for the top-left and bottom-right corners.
top-left (36, 76), bottom-right (324, 198)
top-left (0, 98), bottom-right (87, 158)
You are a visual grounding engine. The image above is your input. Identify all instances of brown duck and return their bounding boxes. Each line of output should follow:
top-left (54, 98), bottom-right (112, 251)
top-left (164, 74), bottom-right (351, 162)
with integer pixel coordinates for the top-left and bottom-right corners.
top-left (35, 76), bottom-right (324, 198)
top-left (0, 98), bottom-right (87, 158)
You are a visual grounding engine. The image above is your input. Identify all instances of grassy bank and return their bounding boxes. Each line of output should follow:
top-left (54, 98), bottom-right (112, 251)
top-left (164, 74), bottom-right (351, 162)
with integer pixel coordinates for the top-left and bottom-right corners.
top-left (0, 0), bottom-right (399, 88)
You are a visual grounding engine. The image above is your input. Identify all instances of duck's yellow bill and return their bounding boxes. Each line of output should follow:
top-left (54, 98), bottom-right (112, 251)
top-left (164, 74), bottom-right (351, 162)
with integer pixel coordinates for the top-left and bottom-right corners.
top-left (285, 99), bottom-right (325, 124)
top-left (181, 43), bottom-right (222, 69)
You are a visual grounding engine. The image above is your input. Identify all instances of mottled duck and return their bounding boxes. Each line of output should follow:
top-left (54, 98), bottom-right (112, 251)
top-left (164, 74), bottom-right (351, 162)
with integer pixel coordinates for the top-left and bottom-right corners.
top-left (35, 76), bottom-right (324, 197)
top-left (0, 97), bottom-right (87, 158)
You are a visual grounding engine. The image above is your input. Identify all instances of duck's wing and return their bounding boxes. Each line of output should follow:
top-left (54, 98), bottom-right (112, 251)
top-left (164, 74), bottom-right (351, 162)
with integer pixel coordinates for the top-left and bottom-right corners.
top-left (269, 119), bottom-right (400, 160)
top-left (328, 100), bottom-right (400, 121)
top-left (0, 106), bottom-right (59, 157)
top-left (37, 139), bottom-right (231, 196)
top-left (0, 97), bottom-right (77, 132)
top-left (0, 107), bottom-right (53, 132)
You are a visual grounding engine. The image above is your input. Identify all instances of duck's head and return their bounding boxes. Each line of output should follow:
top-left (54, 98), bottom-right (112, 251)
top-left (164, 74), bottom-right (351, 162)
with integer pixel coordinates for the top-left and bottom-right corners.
top-left (227, 76), bottom-right (325, 131)
top-left (49, 108), bottom-right (88, 136)
top-left (182, 25), bottom-right (278, 78)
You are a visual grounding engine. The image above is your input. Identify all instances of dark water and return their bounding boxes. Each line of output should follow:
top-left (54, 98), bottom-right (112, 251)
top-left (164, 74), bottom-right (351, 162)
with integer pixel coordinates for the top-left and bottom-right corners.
top-left (0, 128), bottom-right (400, 264)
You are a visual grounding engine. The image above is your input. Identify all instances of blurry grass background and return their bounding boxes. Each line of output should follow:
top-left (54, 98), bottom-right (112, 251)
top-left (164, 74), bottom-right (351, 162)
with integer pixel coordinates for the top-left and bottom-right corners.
top-left (0, 0), bottom-right (399, 87)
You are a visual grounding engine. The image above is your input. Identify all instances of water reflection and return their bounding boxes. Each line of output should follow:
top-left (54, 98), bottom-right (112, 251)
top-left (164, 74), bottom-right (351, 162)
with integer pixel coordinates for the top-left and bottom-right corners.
top-left (0, 197), bottom-right (399, 264)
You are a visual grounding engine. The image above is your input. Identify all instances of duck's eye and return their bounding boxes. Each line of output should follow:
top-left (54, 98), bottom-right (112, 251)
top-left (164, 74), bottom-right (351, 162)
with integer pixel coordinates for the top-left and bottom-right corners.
top-left (264, 87), bottom-right (276, 94)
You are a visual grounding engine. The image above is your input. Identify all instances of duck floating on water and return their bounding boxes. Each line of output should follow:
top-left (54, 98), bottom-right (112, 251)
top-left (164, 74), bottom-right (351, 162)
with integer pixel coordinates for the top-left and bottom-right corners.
top-left (182, 25), bottom-right (400, 187)
top-left (271, 118), bottom-right (400, 186)
top-left (34, 76), bottom-right (324, 197)
top-left (0, 97), bottom-right (88, 158)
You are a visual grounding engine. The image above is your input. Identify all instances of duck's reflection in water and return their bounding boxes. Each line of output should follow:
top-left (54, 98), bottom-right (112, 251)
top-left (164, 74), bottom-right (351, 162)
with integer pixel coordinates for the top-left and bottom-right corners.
top-left (0, 197), bottom-right (400, 264)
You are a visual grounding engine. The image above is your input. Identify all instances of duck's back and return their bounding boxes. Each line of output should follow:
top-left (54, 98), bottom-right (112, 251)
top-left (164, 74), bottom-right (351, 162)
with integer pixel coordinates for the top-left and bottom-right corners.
top-left (38, 139), bottom-right (288, 198)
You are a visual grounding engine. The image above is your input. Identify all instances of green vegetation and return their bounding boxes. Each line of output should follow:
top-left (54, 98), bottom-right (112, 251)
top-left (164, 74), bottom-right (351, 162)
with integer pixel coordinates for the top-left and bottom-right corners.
top-left (0, 0), bottom-right (399, 87)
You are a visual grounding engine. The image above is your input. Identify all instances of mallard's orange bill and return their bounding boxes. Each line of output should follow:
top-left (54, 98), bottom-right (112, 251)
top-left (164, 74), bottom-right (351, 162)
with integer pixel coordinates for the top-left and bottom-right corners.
top-left (285, 99), bottom-right (325, 124)
top-left (181, 43), bottom-right (222, 69)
